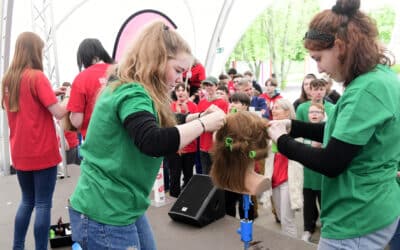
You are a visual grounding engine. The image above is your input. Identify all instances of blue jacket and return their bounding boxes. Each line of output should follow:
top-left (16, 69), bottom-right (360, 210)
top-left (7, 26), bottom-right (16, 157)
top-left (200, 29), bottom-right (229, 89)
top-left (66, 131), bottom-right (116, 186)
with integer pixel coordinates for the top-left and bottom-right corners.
top-left (250, 96), bottom-right (269, 119)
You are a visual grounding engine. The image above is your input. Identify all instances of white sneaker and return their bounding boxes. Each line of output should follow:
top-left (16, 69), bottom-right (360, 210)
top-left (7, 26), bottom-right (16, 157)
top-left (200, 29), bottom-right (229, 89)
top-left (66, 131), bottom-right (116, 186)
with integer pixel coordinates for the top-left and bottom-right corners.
top-left (301, 231), bottom-right (312, 242)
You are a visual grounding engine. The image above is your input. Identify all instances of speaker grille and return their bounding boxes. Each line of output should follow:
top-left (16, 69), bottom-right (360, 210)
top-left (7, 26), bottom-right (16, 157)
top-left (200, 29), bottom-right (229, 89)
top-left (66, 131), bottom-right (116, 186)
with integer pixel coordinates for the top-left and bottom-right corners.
top-left (168, 174), bottom-right (225, 227)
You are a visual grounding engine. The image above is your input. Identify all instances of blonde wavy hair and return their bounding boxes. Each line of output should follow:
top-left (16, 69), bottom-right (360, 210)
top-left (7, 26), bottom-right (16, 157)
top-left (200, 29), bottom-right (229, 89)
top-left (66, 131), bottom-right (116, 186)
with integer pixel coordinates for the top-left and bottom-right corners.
top-left (109, 21), bottom-right (193, 127)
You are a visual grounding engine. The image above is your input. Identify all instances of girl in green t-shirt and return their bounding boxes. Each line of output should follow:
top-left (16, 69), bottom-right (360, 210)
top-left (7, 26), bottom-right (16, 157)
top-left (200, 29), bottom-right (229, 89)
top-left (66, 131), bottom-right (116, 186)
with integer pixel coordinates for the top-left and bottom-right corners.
top-left (267, 0), bottom-right (400, 249)
top-left (68, 21), bottom-right (226, 250)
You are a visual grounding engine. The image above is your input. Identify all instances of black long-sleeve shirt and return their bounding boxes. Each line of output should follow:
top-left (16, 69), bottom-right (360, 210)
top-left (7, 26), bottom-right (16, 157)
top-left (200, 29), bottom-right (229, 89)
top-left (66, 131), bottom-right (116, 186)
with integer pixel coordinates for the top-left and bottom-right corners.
top-left (277, 120), bottom-right (361, 177)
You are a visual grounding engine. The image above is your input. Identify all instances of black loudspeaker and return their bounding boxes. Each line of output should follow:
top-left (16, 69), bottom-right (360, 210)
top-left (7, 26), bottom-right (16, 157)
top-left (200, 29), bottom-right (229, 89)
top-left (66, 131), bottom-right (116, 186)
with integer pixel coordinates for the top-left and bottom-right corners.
top-left (168, 174), bottom-right (225, 227)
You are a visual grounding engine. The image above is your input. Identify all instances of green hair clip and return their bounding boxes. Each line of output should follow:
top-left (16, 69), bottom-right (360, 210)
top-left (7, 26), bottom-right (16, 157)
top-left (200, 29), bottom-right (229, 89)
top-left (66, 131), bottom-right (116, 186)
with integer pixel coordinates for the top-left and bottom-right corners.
top-left (249, 150), bottom-right (256, 159)
top-left (230, 107), bottom-right (238, 114)
top-left (225, 137), bottom-right (233, 151)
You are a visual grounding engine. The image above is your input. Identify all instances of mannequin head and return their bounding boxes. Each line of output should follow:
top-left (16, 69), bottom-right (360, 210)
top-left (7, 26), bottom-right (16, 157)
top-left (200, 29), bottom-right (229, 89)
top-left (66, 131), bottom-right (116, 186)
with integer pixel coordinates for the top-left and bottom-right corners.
top-left (210, 111), bottom-right (269, 194)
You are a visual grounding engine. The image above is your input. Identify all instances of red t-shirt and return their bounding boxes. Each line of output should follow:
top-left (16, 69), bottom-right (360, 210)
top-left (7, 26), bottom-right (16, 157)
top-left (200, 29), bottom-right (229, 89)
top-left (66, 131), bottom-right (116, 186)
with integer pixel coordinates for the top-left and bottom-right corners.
top-left (5, 69), bottom-right (61, 170)
top-left (67, 63), bottom-right (110, 138)
top-left (259, 93), bottom-right (283, 119)
top-left (64, 131), bottom-right (79, 149)
top-left (271, 153), bottom-right (289, 188)
top-left (183, 63), bottom-right (206, 88)
top-left (171, 100), bottom-right (198, 153)
top-left (227, 81), bottom-right (236, 96)
top-left (197, 98), bottom-right (228, 152)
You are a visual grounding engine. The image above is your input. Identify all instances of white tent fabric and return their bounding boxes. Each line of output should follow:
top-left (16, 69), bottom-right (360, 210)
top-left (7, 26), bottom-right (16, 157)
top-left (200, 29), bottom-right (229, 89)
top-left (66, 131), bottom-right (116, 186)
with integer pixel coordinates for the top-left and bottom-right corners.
top-left (10, 0), bottom-right (272, 82)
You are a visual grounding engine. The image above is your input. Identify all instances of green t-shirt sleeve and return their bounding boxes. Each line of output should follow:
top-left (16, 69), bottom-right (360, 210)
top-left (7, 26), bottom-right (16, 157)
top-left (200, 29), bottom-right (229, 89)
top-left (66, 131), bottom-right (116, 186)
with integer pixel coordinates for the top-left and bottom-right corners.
top-left (296, 103), bottom-right (306, 121)
top-left (332, 89), bottom-right (392, 145)
top-left (113, 84), bottom-right (156, 122)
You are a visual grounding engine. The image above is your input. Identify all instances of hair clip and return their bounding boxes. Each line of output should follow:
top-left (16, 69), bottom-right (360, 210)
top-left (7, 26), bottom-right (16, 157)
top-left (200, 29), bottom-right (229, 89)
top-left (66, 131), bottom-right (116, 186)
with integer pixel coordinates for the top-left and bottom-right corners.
top-left (225, 137), bottom-right (233, 152)
top-left (249, 150), bottom-right (256, 159)
top-left (163, 24), bottom-right (169, 31)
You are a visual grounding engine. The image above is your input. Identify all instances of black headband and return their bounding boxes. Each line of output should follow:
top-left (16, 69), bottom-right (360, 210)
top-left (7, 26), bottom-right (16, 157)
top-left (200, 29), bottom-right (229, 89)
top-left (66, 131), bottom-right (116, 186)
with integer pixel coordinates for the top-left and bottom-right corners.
top-left (304, 29), bottom-right (335, 48)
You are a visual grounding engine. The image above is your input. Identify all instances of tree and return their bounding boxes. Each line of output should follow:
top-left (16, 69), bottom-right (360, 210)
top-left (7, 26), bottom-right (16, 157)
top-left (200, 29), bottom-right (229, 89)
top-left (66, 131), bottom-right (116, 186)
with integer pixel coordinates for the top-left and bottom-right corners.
top-left (369, 5), bottom-right (396, 44)
top-left (228, 0), bottom-right (319, 89)
top-left (228, 13), bottom-right (268, 80)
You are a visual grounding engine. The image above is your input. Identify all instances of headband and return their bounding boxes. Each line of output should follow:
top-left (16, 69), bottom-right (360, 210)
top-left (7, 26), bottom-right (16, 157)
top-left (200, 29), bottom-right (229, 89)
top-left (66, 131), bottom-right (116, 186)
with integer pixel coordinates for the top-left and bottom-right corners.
top-left (304, 29), bottom-right (335, 48)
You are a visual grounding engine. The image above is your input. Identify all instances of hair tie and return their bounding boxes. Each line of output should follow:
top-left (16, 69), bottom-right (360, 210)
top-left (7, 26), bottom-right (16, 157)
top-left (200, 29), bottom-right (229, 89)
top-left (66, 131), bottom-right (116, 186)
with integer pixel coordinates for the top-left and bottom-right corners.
top-left (331, 4), bottom-right (357, 17)
top-left (249, 150), bottom-right (256, 159)
top-left (230, 107), bottom-right (238, 114)
top-left (225, 137), bottom-right (233, 152)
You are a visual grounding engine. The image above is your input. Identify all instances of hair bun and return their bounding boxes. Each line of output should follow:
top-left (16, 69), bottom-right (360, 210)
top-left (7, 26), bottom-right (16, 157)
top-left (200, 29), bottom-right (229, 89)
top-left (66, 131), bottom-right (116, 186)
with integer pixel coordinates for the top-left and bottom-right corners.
top-left (332, 0), bottom-right (360, 17)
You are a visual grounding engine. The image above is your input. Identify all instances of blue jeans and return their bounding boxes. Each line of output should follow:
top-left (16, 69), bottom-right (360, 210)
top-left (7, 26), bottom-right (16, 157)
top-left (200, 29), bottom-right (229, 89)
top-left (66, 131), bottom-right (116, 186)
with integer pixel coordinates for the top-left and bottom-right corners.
top-left (69, 207), bottom-right (157, 250)
top-left (390, 218), bottom-right (400, 250)
top-left (13, 166), bottom-right (57, 250)
top-left (318, 217), bottom-right (399, 250)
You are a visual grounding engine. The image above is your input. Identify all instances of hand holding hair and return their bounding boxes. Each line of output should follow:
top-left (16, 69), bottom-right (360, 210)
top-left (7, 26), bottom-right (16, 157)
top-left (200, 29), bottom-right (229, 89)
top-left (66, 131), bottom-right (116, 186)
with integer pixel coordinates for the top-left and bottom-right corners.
top-left (267, 121), bottom-right (288, 143)
top-left (267, 119), bottom-right (291, 142)
top-left (203, 104), bottom-right (223, 116)
top-left (199, 108), bottom-right (226, 132)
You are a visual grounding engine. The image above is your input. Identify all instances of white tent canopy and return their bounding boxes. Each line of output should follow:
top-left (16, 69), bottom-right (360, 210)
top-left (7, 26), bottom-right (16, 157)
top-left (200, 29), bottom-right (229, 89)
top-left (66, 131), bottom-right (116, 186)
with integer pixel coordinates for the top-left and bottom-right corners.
top-left (10, 0), bottom-right (273, 82)
top-left (1, 0), bottom-right (398, 174)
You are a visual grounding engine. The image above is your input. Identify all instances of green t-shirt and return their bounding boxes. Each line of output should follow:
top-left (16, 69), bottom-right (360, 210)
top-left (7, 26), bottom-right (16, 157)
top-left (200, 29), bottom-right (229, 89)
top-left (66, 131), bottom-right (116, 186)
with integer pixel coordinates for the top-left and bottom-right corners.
top-left (70, 83), bottom-right (163, 226)
top-left (321, 64), bottom-right (400, 239)
top-left (296, 101), bottom-right (335, 190)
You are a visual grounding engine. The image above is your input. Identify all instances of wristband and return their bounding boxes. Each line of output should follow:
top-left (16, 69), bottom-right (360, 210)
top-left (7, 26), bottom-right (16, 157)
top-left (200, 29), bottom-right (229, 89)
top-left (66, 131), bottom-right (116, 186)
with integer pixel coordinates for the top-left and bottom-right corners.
top-left (198, 118), bottom-right (206, 133)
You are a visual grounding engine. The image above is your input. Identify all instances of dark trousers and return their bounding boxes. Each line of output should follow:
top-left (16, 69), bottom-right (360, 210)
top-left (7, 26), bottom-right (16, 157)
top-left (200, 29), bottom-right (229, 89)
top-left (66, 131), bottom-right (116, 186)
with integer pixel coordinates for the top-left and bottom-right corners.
top-left (225, 191), bottom-right (255, 220)
top-left (165, 152), bottom-right (195, 197)
top-left (303, 188), bottom-right (321, 233)
top-left (66, 147), bottom-right (81, 165)
top-left (194, 138), bottom-right (202, 174)
top-left (200, 151), bottom-right (212, 175)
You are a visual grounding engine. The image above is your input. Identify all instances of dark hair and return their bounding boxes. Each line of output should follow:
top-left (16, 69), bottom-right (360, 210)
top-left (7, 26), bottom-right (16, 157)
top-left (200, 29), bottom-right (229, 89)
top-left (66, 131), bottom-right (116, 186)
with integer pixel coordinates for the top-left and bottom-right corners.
top-left (299, 73), bottom-right (317, 102)
top-left (174, 83), bottom-right (190, 92)
top-left (264, 78), bottom-right (278, 87)
top-left (62, 81), bottom-right (71, 87)
top-left (233, 73), bottom-right (243, 80)
top-left (216, 84), bottom-right (229, 94)
top-left (77, 38), bottom-right (113, 71)
top-left (243, 70), bottom-right (253, 77)
top-left (303, 0), bottom-right (393, 86)
top-left (219, 73), bottom-right (229, 80)
top-left (310, 78), bottom-right (327, 89)
top-left (230, 92), bottom-right (251, 107)
top-left (227, 68), bottom-right (237, 75)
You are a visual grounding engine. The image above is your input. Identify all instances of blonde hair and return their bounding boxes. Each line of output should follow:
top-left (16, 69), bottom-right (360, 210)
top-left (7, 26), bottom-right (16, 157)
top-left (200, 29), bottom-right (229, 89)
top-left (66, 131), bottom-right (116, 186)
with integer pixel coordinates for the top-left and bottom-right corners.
top-left (210, 111), bottom-right (269, 192)
top-left (110, 21), bottom-right (193, 127)
top-left (274, 98), bottom-right (296, 119)
top-left (310, 102), bottom-right (325, 112)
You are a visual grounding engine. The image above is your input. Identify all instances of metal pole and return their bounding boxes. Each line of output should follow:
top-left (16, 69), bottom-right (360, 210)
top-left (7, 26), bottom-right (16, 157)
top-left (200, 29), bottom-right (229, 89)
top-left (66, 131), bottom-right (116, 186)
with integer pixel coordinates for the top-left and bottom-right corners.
top-left (0, 0), bottom-right (14, 175)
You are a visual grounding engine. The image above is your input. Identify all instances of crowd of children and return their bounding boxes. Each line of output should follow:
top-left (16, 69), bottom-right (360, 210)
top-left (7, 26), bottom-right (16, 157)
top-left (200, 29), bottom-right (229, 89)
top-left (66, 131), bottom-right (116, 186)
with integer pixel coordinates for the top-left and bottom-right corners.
top-left (3, 0), bottom-right (399, 249)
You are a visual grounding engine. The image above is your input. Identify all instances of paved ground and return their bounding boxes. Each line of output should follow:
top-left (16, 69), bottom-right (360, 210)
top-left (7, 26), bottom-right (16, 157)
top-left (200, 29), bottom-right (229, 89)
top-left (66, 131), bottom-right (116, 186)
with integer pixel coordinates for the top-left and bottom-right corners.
top-left (0, 165), bottom-right (319, 249)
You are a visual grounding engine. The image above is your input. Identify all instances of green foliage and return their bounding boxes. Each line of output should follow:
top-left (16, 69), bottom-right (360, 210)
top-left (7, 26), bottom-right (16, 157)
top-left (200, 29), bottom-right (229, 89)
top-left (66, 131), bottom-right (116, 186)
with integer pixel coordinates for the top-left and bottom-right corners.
top-left (369, 6), bottom-right (396, 44)
top-left (392, 64), bottom-right (400, 74)
top-left (227, 0), bottom-right (320, 87)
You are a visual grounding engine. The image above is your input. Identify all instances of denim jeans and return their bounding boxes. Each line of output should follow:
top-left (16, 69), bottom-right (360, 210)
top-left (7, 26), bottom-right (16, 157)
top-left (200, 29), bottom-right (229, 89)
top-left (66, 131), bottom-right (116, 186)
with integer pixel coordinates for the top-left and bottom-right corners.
top-left (390, 218), bottom-right (400, 250)
top-left (318, 217), bottom-right (399, 250)
top-left (69, 207), bottom-right (157, 250)
top-left (13, 166), bottom-right (57, 250)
